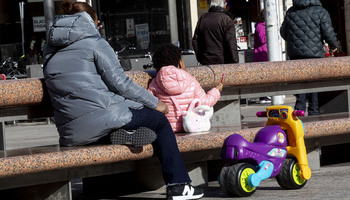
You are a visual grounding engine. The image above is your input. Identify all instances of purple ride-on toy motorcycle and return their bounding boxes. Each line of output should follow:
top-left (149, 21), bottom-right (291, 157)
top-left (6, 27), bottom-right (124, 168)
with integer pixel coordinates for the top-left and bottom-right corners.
top-left (219, 105), bottom-right (311, 197)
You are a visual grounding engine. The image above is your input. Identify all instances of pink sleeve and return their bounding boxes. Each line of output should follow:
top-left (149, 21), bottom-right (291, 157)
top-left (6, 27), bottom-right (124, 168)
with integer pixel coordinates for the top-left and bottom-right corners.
top-left (258, 30), bottom-right (266, 44)
top-left (257, 24), bottom-right (267, 44)
top-left (192, 76), bottom-right (221, 107)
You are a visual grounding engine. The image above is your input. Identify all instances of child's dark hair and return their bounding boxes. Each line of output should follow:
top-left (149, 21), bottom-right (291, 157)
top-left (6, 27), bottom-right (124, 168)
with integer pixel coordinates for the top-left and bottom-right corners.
top-left (152, 44), bottom-right (182, 72)
top-left (61, 0), bottom-right (97, 22)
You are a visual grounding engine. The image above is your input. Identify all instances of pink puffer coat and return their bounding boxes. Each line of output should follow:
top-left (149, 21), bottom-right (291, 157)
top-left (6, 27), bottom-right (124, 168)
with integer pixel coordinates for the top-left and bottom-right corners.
top-left (148, 66), bottom-right (221, 132)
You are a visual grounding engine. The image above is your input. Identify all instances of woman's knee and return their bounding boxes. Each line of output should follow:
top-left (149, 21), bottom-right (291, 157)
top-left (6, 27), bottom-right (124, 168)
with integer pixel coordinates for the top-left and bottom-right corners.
top-left (131, 108), bottom-right (171, 131)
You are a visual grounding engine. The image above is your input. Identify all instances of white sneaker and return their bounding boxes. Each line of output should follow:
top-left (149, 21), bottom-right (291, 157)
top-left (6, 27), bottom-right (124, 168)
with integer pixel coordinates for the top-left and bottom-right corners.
top-left (166, 183), bottom-right (204, 200)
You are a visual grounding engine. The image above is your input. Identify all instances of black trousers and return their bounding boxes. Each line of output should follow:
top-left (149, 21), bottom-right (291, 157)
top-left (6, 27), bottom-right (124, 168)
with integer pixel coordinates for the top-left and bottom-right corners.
top-left (294, 93), bottom-right (319, 115)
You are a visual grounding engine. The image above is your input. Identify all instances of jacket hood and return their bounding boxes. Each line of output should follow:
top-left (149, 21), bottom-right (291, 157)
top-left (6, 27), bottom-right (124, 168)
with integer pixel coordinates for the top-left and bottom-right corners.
top-left (156, 66), bottom-right (189, 95)
top-left (293, 0), bottom-right (322, 8)
top-left (48, 12), bottom-right (100, 47)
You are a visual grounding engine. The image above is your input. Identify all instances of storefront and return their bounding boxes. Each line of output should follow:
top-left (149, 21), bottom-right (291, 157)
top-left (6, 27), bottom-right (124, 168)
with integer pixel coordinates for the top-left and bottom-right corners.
top-left (0, 0), bottom-right (62, 65)
top-left (96, 0), bottom-right (261, 64)
top-left (0, 0), bottom-right (347, 68)
top-left (96, 0), bottom-right (173, 56)
top-left (320, 0), bottom-right (347, 56)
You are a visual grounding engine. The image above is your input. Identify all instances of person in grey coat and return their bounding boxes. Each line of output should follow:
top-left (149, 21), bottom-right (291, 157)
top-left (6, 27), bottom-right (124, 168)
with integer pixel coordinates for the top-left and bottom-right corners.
top-left (43, 1), bottom-right (204, 199)
top-left (280, 0), bottom-right (338, 115)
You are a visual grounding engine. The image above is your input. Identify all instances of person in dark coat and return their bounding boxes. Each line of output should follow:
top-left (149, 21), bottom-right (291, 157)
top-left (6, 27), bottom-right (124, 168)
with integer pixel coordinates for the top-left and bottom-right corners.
top-left (192, 0), bottom-right (239, 65)
top-left (43, 1), bottom-right (204, 199)
top-left (280, 0), bottom-right (338, 115)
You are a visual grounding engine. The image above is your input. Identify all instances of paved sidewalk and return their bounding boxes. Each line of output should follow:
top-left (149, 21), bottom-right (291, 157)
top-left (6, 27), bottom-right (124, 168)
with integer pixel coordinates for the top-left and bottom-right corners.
top-left (72, 162), bottom-right (350, 200)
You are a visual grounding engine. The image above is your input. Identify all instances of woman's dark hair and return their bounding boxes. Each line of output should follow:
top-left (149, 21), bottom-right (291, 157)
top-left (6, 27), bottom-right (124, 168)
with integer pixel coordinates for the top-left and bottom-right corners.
top-left (256, 9), bottom-right (265, 22)
top-left (61, 0), bottom-right (97, 22)
top-left (152, 44), bottom-right (182, 72)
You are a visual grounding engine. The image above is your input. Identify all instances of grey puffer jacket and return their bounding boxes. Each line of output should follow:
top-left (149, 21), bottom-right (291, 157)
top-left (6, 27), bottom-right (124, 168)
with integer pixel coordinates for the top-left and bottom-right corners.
top-left (280, 0), bottom-right (338, 58)
top-left (43, 12), bottom-right (158, 146)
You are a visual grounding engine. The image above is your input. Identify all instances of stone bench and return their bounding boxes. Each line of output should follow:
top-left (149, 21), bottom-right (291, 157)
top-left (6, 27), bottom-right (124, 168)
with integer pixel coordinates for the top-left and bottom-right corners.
top-left (1, 57), bottom-right (350, 198)
top-left (2, 56), bottom-right (350, 138)
top-left (0, 115), bottom-right (349, 199)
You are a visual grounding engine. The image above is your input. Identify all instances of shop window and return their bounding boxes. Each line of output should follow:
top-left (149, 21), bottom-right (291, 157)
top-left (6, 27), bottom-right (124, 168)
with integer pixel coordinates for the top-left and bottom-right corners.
top-left (98, 0), bottom-right (171, 57)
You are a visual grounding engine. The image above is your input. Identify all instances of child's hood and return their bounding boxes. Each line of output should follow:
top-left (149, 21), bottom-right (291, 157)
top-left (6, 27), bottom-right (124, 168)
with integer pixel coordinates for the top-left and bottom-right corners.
top-left (156, 66), bottom-right (190, 95)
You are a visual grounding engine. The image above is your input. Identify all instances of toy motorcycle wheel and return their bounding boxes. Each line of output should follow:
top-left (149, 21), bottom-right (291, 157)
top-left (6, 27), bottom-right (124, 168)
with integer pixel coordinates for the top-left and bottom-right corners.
top-left (218, 164), bottom-right (232, 196)
top-left (219, 163), bottom-right (257, 197)
top-left (276, 158), bottom-right (307, 189)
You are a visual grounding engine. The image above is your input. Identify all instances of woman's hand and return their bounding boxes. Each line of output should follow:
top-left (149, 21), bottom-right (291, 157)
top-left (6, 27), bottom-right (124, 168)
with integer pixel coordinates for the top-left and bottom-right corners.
top-left (95, 20), bottom-right (103, 29)
top-left (216, 83), bottom-right (223, 92)
top-left (155, 101), bottom-right (169, 114)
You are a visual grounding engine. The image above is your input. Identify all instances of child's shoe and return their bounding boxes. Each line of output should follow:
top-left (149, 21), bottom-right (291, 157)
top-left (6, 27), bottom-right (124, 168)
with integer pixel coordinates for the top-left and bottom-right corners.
top-left (166, 183), bottom-right (204, 200)
top-left (110, 127), bottom-right (156, 147)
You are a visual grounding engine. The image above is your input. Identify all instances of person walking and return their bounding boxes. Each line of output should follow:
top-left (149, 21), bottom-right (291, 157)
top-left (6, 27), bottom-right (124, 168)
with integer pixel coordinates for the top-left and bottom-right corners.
top-left (43, 1), bottom-right (204, 199)
top-left (192, 0), bottom-right (239, 65)
top-left (253, 9), bottom-right (271, 104)
top-left (254, 10), bottom-right (267, 63)
top-left (280, 0), bottom-right (338, 115)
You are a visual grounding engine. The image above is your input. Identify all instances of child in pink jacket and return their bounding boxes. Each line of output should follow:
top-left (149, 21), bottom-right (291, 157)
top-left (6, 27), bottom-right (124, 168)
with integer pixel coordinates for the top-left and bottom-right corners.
top-left (148, 44), bottom-right (223, 133)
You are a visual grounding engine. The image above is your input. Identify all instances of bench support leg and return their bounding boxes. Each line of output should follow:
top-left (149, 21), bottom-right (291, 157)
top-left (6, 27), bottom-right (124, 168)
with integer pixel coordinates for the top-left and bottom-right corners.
top-left (0, 181), bottom-right (72, 200)
top-left (187, 162), bottom-right (208, 187)
top-left (307, 146), bottom-right (321, 171)
top-left (318, 90), bottom-right (349, 114)
top-left (212, 99), bottom-right (241, 127)
top-left (0, 121), bottom-right (6, 150)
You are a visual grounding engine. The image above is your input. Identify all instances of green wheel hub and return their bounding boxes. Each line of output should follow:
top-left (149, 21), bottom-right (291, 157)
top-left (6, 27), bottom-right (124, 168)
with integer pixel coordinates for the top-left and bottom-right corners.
top-left (240, 168), bottom-right (256, 192)
top-left (292, 163), bottom-right (306, 185)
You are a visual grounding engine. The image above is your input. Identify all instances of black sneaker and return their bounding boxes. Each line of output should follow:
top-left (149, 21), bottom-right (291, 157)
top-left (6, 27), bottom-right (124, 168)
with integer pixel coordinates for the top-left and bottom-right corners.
top-left (110, 127), bottom-right (156, 147)
top-left (166, 183), bottom-right (204, 200)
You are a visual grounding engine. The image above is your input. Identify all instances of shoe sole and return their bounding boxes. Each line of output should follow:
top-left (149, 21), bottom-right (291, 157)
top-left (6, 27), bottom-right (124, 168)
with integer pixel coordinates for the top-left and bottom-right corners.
top-left (110, 127), bottom-right (157, 147)
top-left (171, 193), bottom-right (204, 200)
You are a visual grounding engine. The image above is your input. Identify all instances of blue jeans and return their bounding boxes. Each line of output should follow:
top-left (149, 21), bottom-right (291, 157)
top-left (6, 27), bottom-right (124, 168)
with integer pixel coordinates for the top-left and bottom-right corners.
top-left (93, 107), bottom-right (191, 185)
top-left (295, 93), bottom-right (319, 115)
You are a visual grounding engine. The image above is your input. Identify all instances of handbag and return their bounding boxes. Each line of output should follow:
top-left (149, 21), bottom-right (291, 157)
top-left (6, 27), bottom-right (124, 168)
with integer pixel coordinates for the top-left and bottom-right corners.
top-left (170, 97), bottom-right (213, 133)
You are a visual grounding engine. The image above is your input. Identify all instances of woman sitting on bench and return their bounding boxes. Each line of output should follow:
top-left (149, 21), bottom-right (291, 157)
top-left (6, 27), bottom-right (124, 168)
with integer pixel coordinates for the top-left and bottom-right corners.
top-left (43, 0), bottom-right (204, 199)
